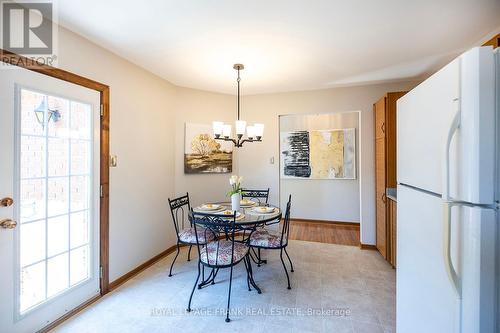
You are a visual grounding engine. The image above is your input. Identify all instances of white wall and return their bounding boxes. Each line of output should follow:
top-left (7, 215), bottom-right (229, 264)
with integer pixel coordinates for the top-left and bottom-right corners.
top-left (279, 112), bottom-right (360, 222)
top-left (56, 27), bottom-right (178, 282)
top-left (238, 82), bottom-right (420, 245)
top-left (54, 25), bottom-right (420, 281)
top-left (170, 82), bottom-right (421, 245)
top-left (172, 87), bottom-right (236, 207)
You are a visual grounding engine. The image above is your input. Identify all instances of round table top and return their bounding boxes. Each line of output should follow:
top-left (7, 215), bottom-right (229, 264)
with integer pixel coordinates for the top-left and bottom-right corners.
top-left (192, 202), bottom-right (282, 226)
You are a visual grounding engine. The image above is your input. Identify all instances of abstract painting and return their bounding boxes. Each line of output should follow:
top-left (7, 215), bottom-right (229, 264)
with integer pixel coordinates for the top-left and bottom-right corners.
top-left (310, 128), bottom-right (356, 179)
top-left (280, 128), bottom-right (355, 179)
top-left (280, 131), bottom-right (311, 178)
top-left (184, 123), bottom-right (233, 174)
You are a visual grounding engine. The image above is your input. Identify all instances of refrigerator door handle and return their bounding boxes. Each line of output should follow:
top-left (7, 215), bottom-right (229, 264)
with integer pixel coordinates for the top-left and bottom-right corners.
top-left (442, 103), bottom-right (461, 201)
top-left (443, 201), bottom-right (462, 299)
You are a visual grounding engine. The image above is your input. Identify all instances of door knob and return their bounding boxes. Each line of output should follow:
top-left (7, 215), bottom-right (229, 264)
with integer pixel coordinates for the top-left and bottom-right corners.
top-left (0, 219), bottom-right (17, 229)
top-left (1, 197), bottom-right (13, 207)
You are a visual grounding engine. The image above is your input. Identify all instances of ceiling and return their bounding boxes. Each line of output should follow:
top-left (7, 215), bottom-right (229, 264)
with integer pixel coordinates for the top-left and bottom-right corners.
top-left (58, 0), bottom-right (500, 95)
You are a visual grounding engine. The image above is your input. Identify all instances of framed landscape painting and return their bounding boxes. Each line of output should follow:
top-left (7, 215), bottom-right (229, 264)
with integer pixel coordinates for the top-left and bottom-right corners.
top-left (184, 123), bottom-right (233, 174)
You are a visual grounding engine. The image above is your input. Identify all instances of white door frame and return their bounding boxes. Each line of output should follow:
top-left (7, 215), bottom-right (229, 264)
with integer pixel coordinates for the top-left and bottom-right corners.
top-left (0, 49), bottom-right (110, 332)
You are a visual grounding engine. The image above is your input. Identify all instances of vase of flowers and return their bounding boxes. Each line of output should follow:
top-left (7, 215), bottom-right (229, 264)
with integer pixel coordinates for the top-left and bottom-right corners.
top-left (228, 175), bottom-right (242, 212)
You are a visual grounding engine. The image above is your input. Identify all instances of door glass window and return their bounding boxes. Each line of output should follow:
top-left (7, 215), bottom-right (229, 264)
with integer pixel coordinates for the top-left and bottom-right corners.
top-left (18, 89), bottom-right (93, 314)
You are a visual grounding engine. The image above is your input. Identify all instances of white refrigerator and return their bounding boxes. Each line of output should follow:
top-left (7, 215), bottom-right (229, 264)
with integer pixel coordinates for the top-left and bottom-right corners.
top-left (396, 46), bottom-right (499, 333)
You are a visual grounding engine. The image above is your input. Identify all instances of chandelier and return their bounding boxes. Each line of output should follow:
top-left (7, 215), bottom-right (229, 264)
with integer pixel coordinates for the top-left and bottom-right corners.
top-left (212, 64), bottom-right (264, 148)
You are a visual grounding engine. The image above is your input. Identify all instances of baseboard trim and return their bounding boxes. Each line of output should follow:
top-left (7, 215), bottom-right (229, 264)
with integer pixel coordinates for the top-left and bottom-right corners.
top-left (359, 243), bottom-right (378, 250)
top-left (290, 218), bottom-right (360, 227)
top-left (109, 244), bottom-right (181, 291)
top-left (38, 243), bottom-right (181, 332)
top-left (37, 294), bottom-right (101, 333)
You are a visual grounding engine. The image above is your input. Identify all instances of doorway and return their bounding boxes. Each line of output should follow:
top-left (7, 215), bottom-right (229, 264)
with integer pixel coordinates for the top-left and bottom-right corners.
top-left (277, 111), bottom-right (362, 246)
top-left (0, 53), bottom-right (109, 332)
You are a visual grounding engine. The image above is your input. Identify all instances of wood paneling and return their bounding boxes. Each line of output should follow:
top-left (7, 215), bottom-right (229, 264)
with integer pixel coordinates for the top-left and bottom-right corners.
top-left (374, 97), bottom-right (386, 139)
top-left (99, 87), bottom-right (110, 294)
top-left (0, 49), bottom-right (111, 295)
top-left (386, 92), bottom-right (406, 187)
top-left (387, 198), bottom-right (397, 267)
top-left (289, 219), bottom-right (360, 246)
top-left (375, 138), bottom-right (386, 192)
top-left (375, 137), bottom-right (387, 258)
top-left (374, 91), bottom-right (406, 263)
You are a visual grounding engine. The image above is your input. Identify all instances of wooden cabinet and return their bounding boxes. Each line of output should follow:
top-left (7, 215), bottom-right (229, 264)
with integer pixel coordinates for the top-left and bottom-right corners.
top-left (374, 91), bottom-right (406, 263)
top-left (375, 138), bottom-right (387, 257)
top-left (387, 198), bottom-right (397, 267)
top-left (482, 33), bottom-right (499, 49)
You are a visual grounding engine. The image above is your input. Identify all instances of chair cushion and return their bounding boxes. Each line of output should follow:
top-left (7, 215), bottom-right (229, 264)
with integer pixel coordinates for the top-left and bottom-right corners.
top-left (249, 229), bottom-right (284, 248)
top-left (200, 240), bottom-right (249, 266)
top-left (178, 227), bottom-right (215, 244)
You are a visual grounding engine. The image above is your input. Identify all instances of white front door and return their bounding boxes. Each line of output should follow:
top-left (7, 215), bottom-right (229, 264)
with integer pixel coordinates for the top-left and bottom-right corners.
top-left (0, 64), bottom-right (101, 333)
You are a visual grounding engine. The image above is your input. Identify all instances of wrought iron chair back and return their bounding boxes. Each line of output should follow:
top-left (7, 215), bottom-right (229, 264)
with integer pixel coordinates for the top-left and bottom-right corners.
top-left (246, 195), bottom-right (293, 289)
top-left (168, 193), bottom-right (191, 237)
top-left (191, 209), bottom-right (241, 268)
top-left (188, 209), bottom-right (259, 322)
top-left (241, 188), bottom-right (270, 204)
top-left (279, 194), bottom-right (292, 246)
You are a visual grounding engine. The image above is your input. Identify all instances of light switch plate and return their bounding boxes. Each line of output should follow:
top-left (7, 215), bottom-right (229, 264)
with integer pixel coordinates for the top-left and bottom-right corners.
top-left (270, 157), bottom-right (274, 164)
top-left (110, 155), bottom-right (118, 167)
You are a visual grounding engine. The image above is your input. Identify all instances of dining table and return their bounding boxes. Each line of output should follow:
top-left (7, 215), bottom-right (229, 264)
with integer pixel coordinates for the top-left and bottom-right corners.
top-left (189, 200), bottom-right (282, 292)
top-left (192, 201), bottom-right (282, 226)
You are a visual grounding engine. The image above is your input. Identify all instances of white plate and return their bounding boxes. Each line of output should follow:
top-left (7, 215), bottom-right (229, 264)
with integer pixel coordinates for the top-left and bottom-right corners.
top-left (198, 203), bottom-right (222, 211)
top-left (240, 199), bottom-right (256, 207)
top-left (251, 206), bottom-right (275, 214)
top-left (215, 210), bottom-right (242, 218)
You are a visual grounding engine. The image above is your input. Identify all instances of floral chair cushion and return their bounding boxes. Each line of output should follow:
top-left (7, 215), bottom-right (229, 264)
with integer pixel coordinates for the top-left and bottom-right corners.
top-left (178, 227), bottom-right (215, 244)
top-left (249, 229), bottom-right (284, 248)
top-left (200, 240), bottom-right (249, 266)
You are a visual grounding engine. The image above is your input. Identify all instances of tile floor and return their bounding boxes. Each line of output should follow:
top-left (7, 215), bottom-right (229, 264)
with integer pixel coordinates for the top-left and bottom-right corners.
top-left (51, 241), bottom-right (396, 333)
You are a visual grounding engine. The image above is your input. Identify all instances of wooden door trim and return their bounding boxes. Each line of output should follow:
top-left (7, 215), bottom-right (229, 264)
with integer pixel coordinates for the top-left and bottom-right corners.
top-left (1, 49), bottom-right (111, 295)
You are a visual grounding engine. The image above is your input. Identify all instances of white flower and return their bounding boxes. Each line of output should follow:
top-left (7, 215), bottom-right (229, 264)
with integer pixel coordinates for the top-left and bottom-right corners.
top-left (238, 176), bottom-right (243, 184)
top-left (229, 175), bottom-right (238, 185)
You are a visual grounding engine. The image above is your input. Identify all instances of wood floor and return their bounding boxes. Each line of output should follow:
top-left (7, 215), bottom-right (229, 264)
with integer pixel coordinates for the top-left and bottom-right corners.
top-left (289, 219), bottom-right (360, 246)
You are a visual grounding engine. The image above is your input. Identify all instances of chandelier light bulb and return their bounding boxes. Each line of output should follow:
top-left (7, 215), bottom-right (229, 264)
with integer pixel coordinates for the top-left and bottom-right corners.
top-left (246, 126), bottom-right (255, 139)
top-left (254, 123), bottom-right (264, 139)
top-left (222, 124), bottom-right (232, 138)
top-left (235, 120), bottom-right (247, 136)
top-left (212, 121), bottom-right (224, 137)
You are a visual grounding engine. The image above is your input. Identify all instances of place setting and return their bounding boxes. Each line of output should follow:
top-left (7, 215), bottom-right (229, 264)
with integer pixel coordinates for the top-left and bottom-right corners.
top-left (194, 203), bottom-right (225, 212)
top-left (246, 205), bottom-right (279, 216)
top-left (240, 198), bottom-right (258, 207)
top-left (194, 203), bottom-right (246, 220)
top-left (214, 209), bottom-right (245, 220)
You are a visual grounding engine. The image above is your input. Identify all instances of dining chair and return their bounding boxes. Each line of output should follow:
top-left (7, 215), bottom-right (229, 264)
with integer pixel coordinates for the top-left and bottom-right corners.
top-left (241, 188), bottom-right (270, 204)
top-left (167, 193), bottom-right (215, 277)
top-left (249, 194), bottom-right (294, 289)
top-left (187, 209), bottom-right (258, 323)
top-left (241, 188), bottom-right (271, 263)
